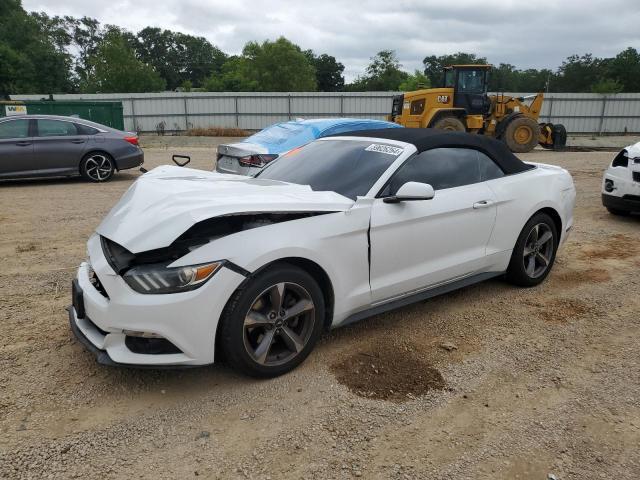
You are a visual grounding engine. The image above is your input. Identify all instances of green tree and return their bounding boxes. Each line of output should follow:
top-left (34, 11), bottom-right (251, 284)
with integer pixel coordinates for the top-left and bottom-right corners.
top-left (398, 70), bottom-right (430, 91)
top-left (243, 37), bottom-right (316, 91)
top-left (606, 47), bottom-right (640, 92)
top-left (0, 0), bottom-right (73, 94)
top-left (205, 37), bottom-right (316, 92)
top-left (203, 56), bottom-right (259, 91)
top-left (347, 50), bottom-right (408, 91)
top-left (422, 52), bottom-right (487, 87)
top-left (136, 27), bottom-right (227, 90)
top-left (555, 54), bottom-right (604, 92)
top-left (82, 30), bottom-right (165, 93)
top-left (304, 51), bottom-right (345, 91)
top-left (590, 78), bottom-right (623, 94)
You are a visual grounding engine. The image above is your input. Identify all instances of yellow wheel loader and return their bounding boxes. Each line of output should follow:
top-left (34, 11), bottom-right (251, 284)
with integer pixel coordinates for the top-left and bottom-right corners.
top-left (389, 65), bottom-right (567, 153)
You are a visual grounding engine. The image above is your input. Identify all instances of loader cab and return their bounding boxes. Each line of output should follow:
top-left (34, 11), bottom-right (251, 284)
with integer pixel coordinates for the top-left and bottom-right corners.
top-left (444, 65), bottom-right (492, 116)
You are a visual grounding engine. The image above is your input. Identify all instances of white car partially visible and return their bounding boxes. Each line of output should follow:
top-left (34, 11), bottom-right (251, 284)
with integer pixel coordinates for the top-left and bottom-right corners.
top-left (69, 129), bottom-right (575, 377)
top-left (602, 141), bottom-right (640, 215)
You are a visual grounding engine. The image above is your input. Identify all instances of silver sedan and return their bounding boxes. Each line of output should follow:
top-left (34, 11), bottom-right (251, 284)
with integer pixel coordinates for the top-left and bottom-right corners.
top-left (0, 115), bottom-right (143, 182)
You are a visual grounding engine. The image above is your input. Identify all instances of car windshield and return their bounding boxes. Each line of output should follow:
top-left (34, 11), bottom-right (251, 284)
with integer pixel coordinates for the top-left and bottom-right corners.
top-left (257, 139), bottom-right (404, 200)
top-left (245, 122), bottom-right (314, 146)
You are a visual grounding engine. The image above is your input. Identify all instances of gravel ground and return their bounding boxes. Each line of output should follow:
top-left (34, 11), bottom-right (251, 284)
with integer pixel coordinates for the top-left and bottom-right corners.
top-left (1, 142), bottom-right (639, 479)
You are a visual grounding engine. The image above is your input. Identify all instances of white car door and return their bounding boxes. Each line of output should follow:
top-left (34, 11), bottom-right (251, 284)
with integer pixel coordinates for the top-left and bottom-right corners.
top-left (369, 147), bottom-right (502, 303)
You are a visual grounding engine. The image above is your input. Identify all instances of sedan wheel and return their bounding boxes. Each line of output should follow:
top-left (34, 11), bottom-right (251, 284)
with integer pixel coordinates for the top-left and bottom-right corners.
top-left (522, 223), bottom-right (554, 279)
top-left (81, 154), bottom-right (115, 182)
top-left (219, 263), bottom-right (325, 377)
top-left (506, 212), bottom-right (558, 287)
top-left (243, 282), bottom-right (315, 367)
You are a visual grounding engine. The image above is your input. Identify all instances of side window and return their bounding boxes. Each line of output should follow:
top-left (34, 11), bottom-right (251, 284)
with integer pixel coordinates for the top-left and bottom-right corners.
top-left (458, 70), bottom-right (485, 94)
top-left (477, 151), bottom-right (504, 181)
top-left (410, 99), bottom-right (425, 115)
top-left (383, 148), bottom-right (483, 195)
top-left (75, 123), bottom-right (100, 135)
top-left (0, 119), bottom-right (30, 139)
top-left (36, 119), bottom-right (78, 137)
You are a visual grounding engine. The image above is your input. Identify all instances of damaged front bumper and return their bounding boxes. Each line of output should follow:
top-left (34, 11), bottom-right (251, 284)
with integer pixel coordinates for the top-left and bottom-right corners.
top-left (68, 234), bottom-right (247, 368)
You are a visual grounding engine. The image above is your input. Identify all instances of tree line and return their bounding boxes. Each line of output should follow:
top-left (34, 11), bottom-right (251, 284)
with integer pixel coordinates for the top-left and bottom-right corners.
top-left (2, 0), bottom-right (639, 95)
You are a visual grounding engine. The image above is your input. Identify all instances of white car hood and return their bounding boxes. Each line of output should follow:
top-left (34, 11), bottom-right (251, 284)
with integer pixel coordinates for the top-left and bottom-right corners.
top-left (97, 165), bottom-right (354, 253)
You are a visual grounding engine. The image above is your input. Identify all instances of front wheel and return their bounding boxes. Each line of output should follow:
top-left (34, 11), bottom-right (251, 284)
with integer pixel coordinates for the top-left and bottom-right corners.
top-left (506, 213), bottom-right (558, 287)
top-left (81, 153), bottom-right (115, 182)
top-left (218, 264), bottom-right (325, 377)
top-left (503, 116), bottom-right (540, 153)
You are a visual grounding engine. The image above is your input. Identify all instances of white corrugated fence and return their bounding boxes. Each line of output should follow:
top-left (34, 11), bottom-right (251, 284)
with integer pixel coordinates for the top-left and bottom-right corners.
top-left (12, 92), bottom-right (640, 134)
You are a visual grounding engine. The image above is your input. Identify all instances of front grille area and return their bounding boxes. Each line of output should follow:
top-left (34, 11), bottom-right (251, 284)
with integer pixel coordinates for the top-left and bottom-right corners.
top-left (622, 194), bottom-right (640, 203)
top-left (633, 171), bottom-right (640, 183)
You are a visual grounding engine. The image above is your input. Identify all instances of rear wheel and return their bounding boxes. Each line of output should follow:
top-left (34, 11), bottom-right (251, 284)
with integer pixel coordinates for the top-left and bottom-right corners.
top-left (219, 264), bottom-right (325, 378)
top-left (506, 213), bottom-right (558, 287)
top-left (503, 116), bottom-right (540, 153)
top-left (432, 116), bottom-right (466, 132)
top-left (81, 152), bottom-right (115, 182)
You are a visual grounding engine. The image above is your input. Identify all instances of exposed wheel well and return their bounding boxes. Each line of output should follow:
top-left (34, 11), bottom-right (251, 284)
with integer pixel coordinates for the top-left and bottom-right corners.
top-left (216, 257), bottom-right (335, 359)
top-left (80, 150), bottom-right (116, 173)
top-left (428, 109), bottom-right (466, 128)
top-left (534, 207), bottom-right (562, 243)
top-left (276, 257), bottom-right (335, 331)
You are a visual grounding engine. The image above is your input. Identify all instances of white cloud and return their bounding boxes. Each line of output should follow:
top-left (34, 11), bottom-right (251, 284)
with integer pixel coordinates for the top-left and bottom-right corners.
top-left (23, 0), bottom-right (640, 81)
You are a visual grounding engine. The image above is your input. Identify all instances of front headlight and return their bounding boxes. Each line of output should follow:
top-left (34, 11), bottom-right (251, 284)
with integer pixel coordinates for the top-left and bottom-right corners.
top-left (123, 261), bottom-right (222, 294)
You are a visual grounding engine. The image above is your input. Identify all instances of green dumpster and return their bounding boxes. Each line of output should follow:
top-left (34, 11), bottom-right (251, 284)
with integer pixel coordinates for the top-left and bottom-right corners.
top-left (1, 100), bottom-right (125, 130)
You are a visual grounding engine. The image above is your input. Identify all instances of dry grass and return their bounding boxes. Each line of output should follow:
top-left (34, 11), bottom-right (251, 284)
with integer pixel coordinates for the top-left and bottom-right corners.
top-left (186, 127), bottom-right (249, 137)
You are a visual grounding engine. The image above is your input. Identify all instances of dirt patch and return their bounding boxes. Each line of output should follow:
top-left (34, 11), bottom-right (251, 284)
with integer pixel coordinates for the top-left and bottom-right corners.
top-left (526, 298), bottom-right (592, 324)
top-left (580, 234), bottom-right (639, 260)
top-left (554, 267), bottom-right (611, 286)
top-left (330, 341), bottom-right (445, 402)
top-left (15, 242), bottom-right (37, 253)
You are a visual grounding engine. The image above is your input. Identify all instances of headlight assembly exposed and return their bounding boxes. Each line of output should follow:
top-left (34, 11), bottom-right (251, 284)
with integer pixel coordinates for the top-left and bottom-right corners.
top-left (123, 261), bottom-right (222, 294)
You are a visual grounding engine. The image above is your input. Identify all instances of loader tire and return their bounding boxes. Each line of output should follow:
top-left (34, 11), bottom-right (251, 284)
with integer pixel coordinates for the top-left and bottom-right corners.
top-left (432, 116), bottom-right (466, 132)
top-left (503, 116), bottom-right (540, 153)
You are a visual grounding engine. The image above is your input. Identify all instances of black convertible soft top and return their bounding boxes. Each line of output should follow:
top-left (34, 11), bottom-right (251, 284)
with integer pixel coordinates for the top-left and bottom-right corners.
top-left (330, 128), bottom-right (534, 175)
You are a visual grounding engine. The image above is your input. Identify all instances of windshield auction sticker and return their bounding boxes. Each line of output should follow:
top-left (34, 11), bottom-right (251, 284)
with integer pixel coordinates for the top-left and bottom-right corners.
top-left (365, 144), bottom-right (404, 156)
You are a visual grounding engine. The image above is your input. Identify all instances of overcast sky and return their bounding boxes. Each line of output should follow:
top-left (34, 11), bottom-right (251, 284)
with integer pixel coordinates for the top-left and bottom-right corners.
top-left (23, 0), bottom-right (640, 81)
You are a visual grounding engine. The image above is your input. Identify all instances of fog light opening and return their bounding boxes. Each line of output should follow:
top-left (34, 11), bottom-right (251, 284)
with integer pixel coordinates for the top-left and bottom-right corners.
top-left (604, 179), bottom-right (615, 193)
top-left (124, 336), bottom-right (182, 355)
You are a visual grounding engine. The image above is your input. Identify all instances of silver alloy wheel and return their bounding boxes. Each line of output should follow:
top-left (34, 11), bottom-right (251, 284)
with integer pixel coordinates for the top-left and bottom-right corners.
top-left (84, 154), bottom-right (113, 181)
top-left (242, 282), bottom-right (315, 367)
top-left (522, 223), bottom-right (554, 278)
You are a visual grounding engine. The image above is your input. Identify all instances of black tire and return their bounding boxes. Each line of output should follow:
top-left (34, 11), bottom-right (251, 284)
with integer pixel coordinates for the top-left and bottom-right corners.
top-left (506, 212), bottom-right (558, 287)
top-left (503, 116), bottom-right (540, 153)
top-left (607, 207), bottom-right (630, 216)
top-left (432, 116), bottom-right (466, 132)
top-left (218, 263), bottom-right (325, 378)
top-left (80, 152), bottom-right (115, 182)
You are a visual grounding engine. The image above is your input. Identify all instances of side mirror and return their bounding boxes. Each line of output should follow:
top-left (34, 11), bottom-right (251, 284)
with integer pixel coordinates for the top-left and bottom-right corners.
top-left (383, 182), bottom-right (435, 203)
top-left (172, 154), bottom-right (191, 167)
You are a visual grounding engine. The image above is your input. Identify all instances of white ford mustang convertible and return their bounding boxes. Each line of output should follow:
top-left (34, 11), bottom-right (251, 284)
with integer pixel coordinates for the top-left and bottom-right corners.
top-left (70, 129), bottom-right (576, 377)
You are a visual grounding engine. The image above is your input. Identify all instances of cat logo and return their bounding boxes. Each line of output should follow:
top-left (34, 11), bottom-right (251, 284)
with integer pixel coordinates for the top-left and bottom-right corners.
top-left (437, 95), bottom-right (449, 104)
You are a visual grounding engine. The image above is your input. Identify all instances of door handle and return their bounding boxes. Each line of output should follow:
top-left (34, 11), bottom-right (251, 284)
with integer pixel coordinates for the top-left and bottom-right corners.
top-left (70, 139), bottom-right (86, 144)
top-left (473, 200), bottom-right (494, 209)
top-left (16, 141), bottom-right (32, 147)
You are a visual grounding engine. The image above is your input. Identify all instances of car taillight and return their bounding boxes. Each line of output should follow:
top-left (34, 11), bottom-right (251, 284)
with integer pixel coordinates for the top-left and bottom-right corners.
top-left (124, 136), bottom-right (139, 146)
top-left (238, 154), bottom-right (278, 167)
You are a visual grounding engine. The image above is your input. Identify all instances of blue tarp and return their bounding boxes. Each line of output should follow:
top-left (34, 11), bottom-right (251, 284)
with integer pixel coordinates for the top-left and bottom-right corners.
top-left (241, 118), bottom-right (402, 154)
